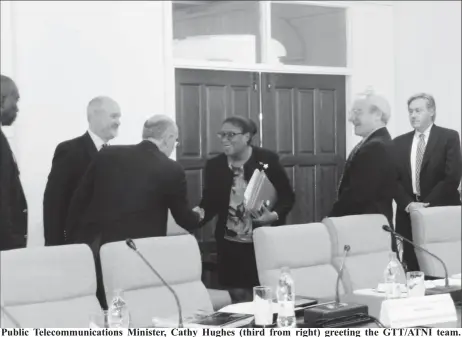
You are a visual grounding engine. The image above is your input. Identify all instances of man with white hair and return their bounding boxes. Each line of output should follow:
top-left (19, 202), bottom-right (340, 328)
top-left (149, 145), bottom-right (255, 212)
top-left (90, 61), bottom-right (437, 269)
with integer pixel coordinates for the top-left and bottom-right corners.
top-left (329, 90), bottom-right (396, 225)
top-left (66, 114), bottom-right (203, 247)
top-left (43, 96), bottom-right (121, 246)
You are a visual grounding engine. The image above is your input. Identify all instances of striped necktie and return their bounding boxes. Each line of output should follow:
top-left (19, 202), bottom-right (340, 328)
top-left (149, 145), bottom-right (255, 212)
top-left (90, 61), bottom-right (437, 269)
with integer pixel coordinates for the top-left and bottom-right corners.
top-left (415, 133), bottom-right (426, 196)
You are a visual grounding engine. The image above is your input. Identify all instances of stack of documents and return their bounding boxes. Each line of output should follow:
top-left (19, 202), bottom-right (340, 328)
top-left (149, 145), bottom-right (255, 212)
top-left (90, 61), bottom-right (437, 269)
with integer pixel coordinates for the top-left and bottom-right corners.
top-left (244, 169), bottom-right (277, 216)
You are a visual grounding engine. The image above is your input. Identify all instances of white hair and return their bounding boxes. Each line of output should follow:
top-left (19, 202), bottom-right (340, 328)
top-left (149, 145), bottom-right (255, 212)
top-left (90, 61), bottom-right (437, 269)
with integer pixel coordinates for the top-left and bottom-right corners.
top-left (142, 115), bottom-right (177, 140)
top-left (357, 89), bottom-right (391, 124)
top-left (86, 96), bottom-right (118, 122)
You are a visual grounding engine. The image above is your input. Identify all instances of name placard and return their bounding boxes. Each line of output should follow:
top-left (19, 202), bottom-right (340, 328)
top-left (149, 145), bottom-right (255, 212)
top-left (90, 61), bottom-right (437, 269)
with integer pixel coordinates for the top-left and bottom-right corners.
top-left (380, 294), bottom-right (457, 328)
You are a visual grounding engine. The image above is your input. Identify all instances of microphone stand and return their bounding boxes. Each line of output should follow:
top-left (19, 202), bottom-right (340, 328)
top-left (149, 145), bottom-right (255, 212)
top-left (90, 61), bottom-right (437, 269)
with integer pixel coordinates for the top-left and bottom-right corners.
top-left (126, 239), bottom-right (184, 328)
top-left (303, 245), bottom-right (368, 326)
top-left (382, 226), bottom-right (461, 302)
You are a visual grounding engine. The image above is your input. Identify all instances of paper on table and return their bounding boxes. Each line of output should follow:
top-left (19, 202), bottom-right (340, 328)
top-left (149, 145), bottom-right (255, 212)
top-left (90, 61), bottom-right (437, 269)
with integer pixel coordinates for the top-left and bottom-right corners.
top-left (354, 278), bottom-right (461, 297)
top-left (451, 273), bottom-right (461, 280)
top-left (219, 301), bottom-right (278, 315)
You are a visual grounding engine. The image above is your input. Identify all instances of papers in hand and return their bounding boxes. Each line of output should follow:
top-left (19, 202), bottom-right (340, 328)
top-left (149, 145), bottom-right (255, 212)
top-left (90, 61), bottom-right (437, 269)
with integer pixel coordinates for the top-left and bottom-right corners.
top-left (244, 169), bottom-right (277, 216)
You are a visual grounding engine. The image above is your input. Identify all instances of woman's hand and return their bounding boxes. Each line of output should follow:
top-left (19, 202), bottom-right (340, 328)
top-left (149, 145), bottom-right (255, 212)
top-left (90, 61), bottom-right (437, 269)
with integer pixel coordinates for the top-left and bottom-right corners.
top-left (252, 205), bottom-right (278, 226)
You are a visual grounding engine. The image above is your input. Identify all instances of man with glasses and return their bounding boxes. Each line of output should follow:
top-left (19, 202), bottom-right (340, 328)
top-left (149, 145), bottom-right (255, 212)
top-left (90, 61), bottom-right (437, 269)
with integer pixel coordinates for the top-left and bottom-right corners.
top-left (329, 90), bottom-right (396, 226)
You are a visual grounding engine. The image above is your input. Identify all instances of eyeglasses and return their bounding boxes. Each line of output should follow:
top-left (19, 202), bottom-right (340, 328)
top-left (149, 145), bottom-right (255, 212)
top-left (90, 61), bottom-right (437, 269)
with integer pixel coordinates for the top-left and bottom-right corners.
top-left (217, 131), bottom-right (243, 140)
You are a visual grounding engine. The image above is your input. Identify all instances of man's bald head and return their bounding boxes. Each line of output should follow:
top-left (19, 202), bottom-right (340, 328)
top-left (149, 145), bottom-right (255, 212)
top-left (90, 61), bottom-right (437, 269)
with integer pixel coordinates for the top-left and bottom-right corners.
top-left (142, 115), bottom-right (178, 157)
top-left (1, 75), bottom-right (20, 126)
top-left (349, 90), bottom-right (391, 137)
top-left (87, 96), bottom-right (121, 142)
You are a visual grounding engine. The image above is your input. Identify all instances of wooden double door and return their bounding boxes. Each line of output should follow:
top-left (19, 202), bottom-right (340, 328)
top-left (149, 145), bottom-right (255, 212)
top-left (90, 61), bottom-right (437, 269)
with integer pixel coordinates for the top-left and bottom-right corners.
top-left (175, 69), bottom-right (346, 245)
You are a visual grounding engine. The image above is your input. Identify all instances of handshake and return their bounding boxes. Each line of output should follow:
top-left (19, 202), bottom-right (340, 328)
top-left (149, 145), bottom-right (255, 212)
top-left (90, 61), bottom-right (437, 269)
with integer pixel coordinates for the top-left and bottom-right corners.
top-left (193, 206), bottom-right (205, 221)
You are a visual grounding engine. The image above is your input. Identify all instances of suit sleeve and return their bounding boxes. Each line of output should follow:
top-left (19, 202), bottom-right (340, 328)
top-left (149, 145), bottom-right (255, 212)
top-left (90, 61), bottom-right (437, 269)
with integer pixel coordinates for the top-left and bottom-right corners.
top-left (394, 140), bottom-right (414, 210)
top-left (424, 131), bottom-right (462, 204)
top-left (330, 142), bottom-right (394, 216)
top-left (43, 143), bottom-right (74, 245)
top-left (0, 133), bottom-right (9, 249)
top-left (199, 160), bottom-right (219, 224)
top-left (165, 163), bottom-right (201, 231)
top-left (268, 153), bottom-right (295, 224)
top-left (65, 159), bottom-right (97, 244)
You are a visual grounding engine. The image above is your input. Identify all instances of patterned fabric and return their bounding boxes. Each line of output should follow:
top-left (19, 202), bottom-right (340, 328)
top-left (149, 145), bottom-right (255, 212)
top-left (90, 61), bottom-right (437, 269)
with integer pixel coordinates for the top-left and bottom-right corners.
top-left (224, 165), bottom-right (253, 243)
top-left (415, 134), bottom-right (426, 196)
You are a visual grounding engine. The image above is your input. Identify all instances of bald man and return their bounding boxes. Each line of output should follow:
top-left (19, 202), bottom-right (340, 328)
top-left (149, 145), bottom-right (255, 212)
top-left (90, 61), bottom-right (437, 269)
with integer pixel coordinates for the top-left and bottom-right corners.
top-left (329, 92), bottom-right (397, 224)
top-left (66, 114), bottom-right (202, 247)
top-left (0, 75), bottom-right (28, 251)
top-left (43, 96), bottom-right (121, 246)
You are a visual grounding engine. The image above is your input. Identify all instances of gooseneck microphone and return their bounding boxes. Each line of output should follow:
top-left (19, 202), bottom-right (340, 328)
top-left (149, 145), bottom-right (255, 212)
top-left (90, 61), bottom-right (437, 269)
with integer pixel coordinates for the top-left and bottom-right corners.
top-left (303, 244), bottom-right (368, 327)
top-left (382, 225), bottom-right (449, 286)
top-left (125, 239), bottom-right (183, 328)
top-left (382, 225), bottom-right (461, 301)
top-left (335, 245), bottom-right (351, 305)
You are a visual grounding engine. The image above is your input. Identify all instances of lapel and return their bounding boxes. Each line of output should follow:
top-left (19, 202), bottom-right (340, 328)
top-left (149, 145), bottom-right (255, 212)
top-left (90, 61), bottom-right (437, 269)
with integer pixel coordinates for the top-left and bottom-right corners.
top-left (82, 132), bottom-right (98, 159)
top-left (421, 125), bottom-right (439, 171)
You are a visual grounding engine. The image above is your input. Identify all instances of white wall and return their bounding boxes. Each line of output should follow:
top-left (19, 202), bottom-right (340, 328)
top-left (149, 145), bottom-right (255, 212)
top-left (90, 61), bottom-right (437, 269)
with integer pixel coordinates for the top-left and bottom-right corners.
top-left (394, 1), bottom-right (461, 136)
top-left (1, 1), bottom-right (171, 246)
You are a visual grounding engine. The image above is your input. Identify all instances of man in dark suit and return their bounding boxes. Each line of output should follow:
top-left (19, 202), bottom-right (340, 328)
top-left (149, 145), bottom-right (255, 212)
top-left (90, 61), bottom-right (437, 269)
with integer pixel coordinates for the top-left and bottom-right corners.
top-left (330, 92), bottom-right (396, 225)
top-left (394, 93), bottom-right (462, 272)
top-left (66, 115), bottom-right (203, 309)
top-left (66, 114), bottom-right (203, 246)
top-left (43, 96), bottom-right (121, 246)
top-left (0, 74), bottom-right (27, 251)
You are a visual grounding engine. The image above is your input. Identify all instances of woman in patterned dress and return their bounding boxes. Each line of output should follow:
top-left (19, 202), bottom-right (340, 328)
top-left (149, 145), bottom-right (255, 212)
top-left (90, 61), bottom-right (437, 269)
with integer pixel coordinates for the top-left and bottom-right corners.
top-left (199, 115), bottom-right (295, 302)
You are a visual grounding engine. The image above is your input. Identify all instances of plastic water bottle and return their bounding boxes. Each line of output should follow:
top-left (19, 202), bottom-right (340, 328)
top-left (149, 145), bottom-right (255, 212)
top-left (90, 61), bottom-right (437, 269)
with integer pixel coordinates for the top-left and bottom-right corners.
top-left (276, 267), bottom-right (296, 328)
top-left (384, 252), bottom-right (406, 299)
top-left (108, 290), bottom-right (130, 328)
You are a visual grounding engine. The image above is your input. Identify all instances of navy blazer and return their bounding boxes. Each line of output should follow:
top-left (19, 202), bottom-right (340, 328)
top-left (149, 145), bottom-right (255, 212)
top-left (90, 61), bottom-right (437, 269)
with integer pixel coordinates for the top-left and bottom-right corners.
top-left (43, 132), bottom-right (97, 245)
top-left (66, 141), bottom-right (201, 248)
top-left (330, 127), bottom-right (396, 224)
top-left (394, 125), bottom-right (461, 210)
top-left (200, 146), bottom-right (295, 244)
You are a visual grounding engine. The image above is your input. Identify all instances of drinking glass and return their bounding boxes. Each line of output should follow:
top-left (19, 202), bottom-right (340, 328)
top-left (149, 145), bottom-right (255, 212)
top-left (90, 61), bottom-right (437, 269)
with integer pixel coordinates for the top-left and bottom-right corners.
top-left (89, 310), bottom-right (109, 328)
top-left (406, 271), bottom-right (425, 297)
top-left (253, 286), bottom-right (273, 326)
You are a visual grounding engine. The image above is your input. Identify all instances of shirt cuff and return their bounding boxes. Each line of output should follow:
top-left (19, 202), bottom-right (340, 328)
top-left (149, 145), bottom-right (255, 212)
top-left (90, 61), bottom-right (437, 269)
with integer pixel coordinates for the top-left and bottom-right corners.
top-left (405, 203), bottom-right (412, 213)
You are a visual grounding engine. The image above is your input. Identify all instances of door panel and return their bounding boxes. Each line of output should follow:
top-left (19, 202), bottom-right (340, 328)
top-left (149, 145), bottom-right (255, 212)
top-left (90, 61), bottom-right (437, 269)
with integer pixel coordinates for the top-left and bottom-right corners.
top-left (176, 69), bottom-right (260, 245)
top-left (261, 73), bottom-right (346, 224)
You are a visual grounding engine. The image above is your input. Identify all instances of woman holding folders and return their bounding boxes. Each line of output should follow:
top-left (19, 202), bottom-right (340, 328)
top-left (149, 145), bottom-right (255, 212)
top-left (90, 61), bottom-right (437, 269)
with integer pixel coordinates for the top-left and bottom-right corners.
top-left (199, 115), bottom-right (295, 302)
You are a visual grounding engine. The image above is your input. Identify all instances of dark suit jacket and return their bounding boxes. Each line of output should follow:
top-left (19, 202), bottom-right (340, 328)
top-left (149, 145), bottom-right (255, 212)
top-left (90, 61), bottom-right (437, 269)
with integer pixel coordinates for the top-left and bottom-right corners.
top-left (330, 127), bottom-right (396, 224)
top-left (0, 128), bottom-right (27, 250)
top-left (66, 140), bottom-right (201, 248)
top-left (43, 132), bottom-right (97, 245)
top-left (394, 125), bottom-right (461, 211)
top-left (199, 146), bottom-right (295, 244)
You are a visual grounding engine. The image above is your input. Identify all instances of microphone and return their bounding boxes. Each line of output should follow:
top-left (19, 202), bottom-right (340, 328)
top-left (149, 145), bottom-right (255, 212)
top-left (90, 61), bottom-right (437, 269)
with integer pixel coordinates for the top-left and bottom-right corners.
top-left (125, 239), bottom-right (184, 328)
top-left (382, 225), bottom-right (461, 302)
top-left (1, 305), bottom-right (21, 328)
top-left (335, 245), bottom-right (350, 305)
top-left (304, 244), bottom-right (368, 327)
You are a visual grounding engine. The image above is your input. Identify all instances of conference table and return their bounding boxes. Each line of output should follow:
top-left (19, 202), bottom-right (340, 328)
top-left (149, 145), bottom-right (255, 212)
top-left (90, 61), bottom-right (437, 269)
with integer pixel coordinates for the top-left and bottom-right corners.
top-left (224, 293), bottom-right (462, 328)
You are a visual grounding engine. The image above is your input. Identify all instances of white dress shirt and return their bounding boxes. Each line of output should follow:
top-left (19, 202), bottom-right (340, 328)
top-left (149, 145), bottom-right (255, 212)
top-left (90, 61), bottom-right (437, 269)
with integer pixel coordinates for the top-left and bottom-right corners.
top-left (88, 129), bottom-right (107, 151)
top-left (410, 124), bottom-right (433, 195)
